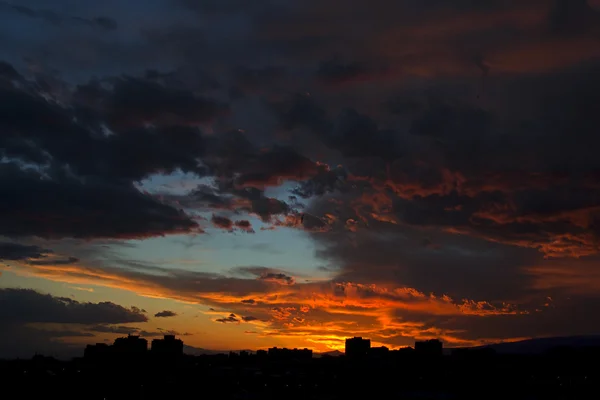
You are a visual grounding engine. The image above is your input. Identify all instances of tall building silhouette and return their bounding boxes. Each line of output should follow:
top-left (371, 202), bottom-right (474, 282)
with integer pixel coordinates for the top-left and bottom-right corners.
top-left (83, 343), bottom-right (110, 361)
top-left (112, 335), bottom-right (148, 355)
top-left (415, 339), bottom-right (443, 357)
top-left (345, 337), bottom-right (371, 358)
top-left (267, 347), bottom-right (312, 361)
top-left (151, 334), bottom-right (183, 357)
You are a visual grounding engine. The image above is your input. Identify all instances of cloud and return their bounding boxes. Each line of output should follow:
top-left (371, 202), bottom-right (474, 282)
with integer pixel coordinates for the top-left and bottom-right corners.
top-left (88, 325), bottom-right (140, 335)
top-left (315, 59), bottom-right (372, 87)
top-left (232, 266), bottom-right (296, 285)
top-left (76, 76), bottom-right (229, 129)
top-left (234, 220), bottom-right (255, 233)
top-left (211, 214), bottom-right (233, 230)
top-left (0, 163), bottom-right (200, 239)
top-left (0, 288), bottom-right (148, 325)
top-left (0, 288), bottom-right (148, 358)
top-left (214, 313), bottom-right (259, 324)
top-left (232, 146), bottom-right (320, 189)
top-left (0, 241), bottom-right (81, 266)
top-left (139, 329), bottom-right (191, 337)
top-left (216, 313), bottom-right (240, 324)
top-left (6, 259), bottom-right (530, 349)
top-left (154, 310), bottom-right (178, 318)
top-left (0, 1), bottom-right (118, 31)
top-left (0, 60), bottom-right (325, 243)
top-left (0, 242), bottom-right (50, 261)
top-left (88, 324), bottom-right (190, 337)
top-left (2, 0), bottom-right (600, 354)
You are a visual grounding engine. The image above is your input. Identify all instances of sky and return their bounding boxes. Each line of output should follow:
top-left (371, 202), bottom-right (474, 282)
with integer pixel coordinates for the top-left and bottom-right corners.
top-left (1, 0), bottom-right (600, 359)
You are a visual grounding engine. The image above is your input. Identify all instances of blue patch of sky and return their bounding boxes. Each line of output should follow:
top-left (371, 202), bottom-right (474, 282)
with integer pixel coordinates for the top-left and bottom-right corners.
top-left (128, 171), bottom-right (326, 278)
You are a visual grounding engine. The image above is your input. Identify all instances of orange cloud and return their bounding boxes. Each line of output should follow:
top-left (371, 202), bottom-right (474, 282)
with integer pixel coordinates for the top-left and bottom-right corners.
top-left (3, 259), bottom-right (526, 351)
top-left (356, 1), bottom-right (598, 77)
top-left (525, 258), bottom-right (600, 295)
top-left (338, 168), bottom-right (600, 259)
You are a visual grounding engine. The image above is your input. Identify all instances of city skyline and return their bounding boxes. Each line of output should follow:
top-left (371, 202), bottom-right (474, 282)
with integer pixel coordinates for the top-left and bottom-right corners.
top-left (5, 334), bottom-right (596, 399)
top-left (2, 0), bottom-right (600, 359)
top-left (83, 334), bottom-right (436, 356)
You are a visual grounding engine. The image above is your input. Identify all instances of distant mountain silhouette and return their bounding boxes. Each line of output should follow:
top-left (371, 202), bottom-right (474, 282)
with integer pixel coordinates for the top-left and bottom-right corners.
top-left (183, 345), bottom-right (252, 356)
top-left (184, 336), bottom-right (600, 357)
top-left (315, 350), bottom-right (343, 357)
top-left (183, 345), bottom-right (226, 356)
top-left (469, 335), bottom-right (600, 354)
top-left (185, 347), bottom-right (345, 357)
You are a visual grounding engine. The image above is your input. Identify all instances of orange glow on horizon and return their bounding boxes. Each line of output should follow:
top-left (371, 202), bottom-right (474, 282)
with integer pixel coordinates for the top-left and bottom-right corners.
top-left (2, 258), bottom-right (530, 351)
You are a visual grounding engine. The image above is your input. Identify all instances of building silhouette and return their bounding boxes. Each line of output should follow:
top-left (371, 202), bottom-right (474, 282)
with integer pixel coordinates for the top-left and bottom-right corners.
top-left (368, 346), bottom-right (389, 358)
top-left (345, 337), bottom-right (371, 358)
top-left (256, 349), bottom-right (268, 359)
top-left (83, 343), bottom-right (110, 361)
top-left (267, 347), bottom-right (312, 361)
top-left (112, 334), bottom-right (148, 355)
top-left (415, 339), bottom-right (443, 357)
top-left (7, 335), bottom-right (600, 399)
top-left (151, 334), bottom-right (183, 357)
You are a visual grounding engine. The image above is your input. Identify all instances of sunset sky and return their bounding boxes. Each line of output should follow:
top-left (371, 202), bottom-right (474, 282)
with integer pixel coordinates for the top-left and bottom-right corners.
top-left (1, 0), bottom-right (600, 359)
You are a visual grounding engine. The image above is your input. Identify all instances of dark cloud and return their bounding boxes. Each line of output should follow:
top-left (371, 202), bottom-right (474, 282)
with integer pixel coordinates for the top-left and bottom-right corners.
top-left (29, 256), bottom-right (79, 266)
top-left (246, 194), bottom-right (291, 223)
top-left (0, 288), bottom-right (148, 325)
top-left (0, 242), bottom-right (50, 261)
top-left (11, 260), bottom-right (280, 301)
top-left (8, 245), bottom-right (599, 346)
top-left (88, 325), bottom-right (140, 335)
top-left (88, 325), bottom-right (192, 338)
top-left (232, 266), bottom-right (296, 285)
top-left (131, 306), bottom-right (147, 314)
top-left (0, 67), bottom-right (223, 240)
top-left (139, 329), bottom-right (191, 337)
top-left (258, 273), bottom-right (295, 285)
top-left (0, 163), bottom-right (199, 239)
top-left (211, 214), bottom-right (233, 231)
top-left (0, 1), bottom-right (118, 31)
top-left (0, 61), bottom-right (21, 81)
top-left (549, 0), bottom-right (599, 35)
top-left (0, 288), bottom-right (147, 358)
top-left (216, 313), bottom-right (239, 324)
top-left (272, 96), bottom-right (398, 160)
top-left (230, 65), bottom-right (287, 96)
top-left (186, 184), bottom-right (293, 223)
top-left (0, 323), bottom-right (94, 359)
top-left (434, 295), bottom-right (600, 341)
top-left (0, 62), bottom-right (323, 243)
top-left (292, 165), bottom-right (347, 199)
top-left (2, 0), bottom-right (600, 351)
top-left (0, 241), bottom-right (79, 265)
top-left (272, 93), bottom-right (332, 135)
top-left (215, 313), bottom-right (258, 324)
top-left (315, 59), bottom-right (373, 86)
top-left (154, 310), bottom-right (178, 318)
top-left (76, 76), bottom-right (229, 129)
top-left (233, 146), bottom-right (319, 189)
top-left (179, 0), bottom-right (270, 14)
top-left (234, 220), bottom-right (255, 233)
top-left (208, 214), bottom-right (255, 233)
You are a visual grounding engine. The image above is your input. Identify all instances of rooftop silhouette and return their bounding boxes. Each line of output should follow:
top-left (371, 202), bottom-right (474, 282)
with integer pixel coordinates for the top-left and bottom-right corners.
top-left (2, 335), bottom-right (599, 399)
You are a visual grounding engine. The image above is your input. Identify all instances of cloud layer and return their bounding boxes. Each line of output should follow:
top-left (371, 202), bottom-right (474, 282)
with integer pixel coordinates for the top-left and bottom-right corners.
top-left (1, 0), bottom-right (600, 353)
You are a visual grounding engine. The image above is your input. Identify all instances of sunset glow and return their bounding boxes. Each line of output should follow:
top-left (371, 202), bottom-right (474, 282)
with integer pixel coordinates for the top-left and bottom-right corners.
top-left (1, 0), bottom-right (600, 358)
